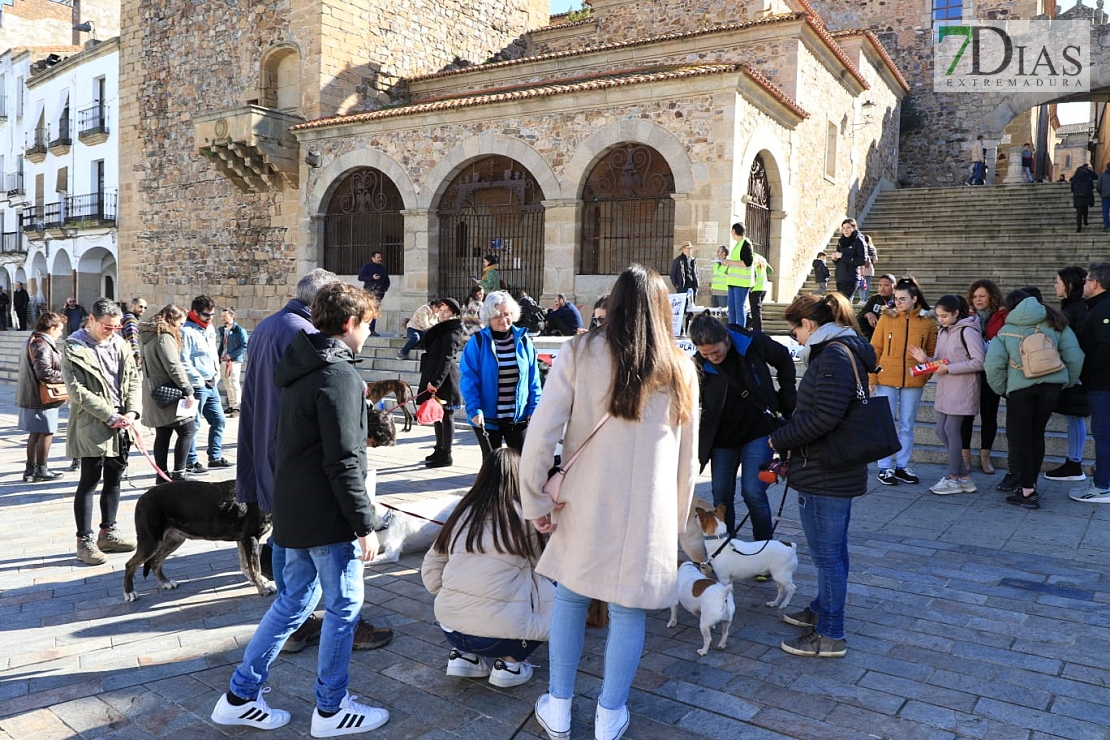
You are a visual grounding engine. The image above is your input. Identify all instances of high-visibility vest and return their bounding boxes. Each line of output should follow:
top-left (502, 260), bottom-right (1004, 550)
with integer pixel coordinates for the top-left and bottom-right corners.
top-left (752, 254), bottom-right (771, 292)
top-left (710, 262), bottom-right (729, 293)
top-left (726, 238), bottom-right (753, 288)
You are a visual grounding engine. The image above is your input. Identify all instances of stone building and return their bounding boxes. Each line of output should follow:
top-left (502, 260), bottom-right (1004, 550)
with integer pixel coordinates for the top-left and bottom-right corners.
top-left (118, 0), bottom-right (905, 329)
top-left (1054, 121), bottom-right (1095, 180)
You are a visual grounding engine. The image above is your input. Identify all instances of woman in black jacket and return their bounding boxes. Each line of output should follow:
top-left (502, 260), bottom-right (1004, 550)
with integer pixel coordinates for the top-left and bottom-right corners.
top-left (770, 293), bottom-right (874, 659)
top-left (689, 314), bottom-right (796, 539)
top-left (420, 298), bottom-right (466, 468)
top-left (1046, 266), bottom-right (1090, 482)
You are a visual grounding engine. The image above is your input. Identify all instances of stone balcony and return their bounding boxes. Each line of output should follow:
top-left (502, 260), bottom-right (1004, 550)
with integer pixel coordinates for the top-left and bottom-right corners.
top-left (194, 106), bottom-right (303, 193)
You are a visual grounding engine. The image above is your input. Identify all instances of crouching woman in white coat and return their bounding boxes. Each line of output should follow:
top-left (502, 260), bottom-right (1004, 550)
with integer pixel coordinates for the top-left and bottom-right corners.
top-left (421, 447), bottom-right (554, 688)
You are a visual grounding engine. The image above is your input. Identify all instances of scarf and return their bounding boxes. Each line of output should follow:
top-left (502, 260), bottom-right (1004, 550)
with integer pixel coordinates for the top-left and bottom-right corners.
top-left (188, 309), bottom-right (210, 329)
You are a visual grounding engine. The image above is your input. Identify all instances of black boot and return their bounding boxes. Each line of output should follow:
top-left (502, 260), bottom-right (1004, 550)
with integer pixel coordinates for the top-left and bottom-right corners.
top-left (425, 452), bottom-right (453, 469)
top-left (424, 447), bottom-right (443, 462)
top-left (23, 462), bottom-right (34, 482)
top-left (32, 464), bottom-right (63, 482)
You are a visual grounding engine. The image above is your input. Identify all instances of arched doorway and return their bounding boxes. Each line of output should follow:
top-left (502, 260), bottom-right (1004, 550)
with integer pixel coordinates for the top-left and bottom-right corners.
top-left (323, 168), bottom-right (405, 277)
top-left (579, 144), bottom-right (675, 277)
top-left (436, 156), bottom-right (545, 302)
top-left (745, 154), bottom-right (772, 259)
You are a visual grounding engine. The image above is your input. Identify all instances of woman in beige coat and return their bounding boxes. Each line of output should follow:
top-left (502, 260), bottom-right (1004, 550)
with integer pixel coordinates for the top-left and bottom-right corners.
top-left (521, 265), bottom-right (699, 740)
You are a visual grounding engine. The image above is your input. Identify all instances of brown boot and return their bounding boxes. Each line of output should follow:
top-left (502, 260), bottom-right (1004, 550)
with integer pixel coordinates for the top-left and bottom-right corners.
top-left (979, 450), bottom-right (996, 474)
top-left (76, 534), bottom-right (107, 565)
top-left (97, 525), bottom-right (136, 553)
top-left (961, 450), bottom-right (972, 473)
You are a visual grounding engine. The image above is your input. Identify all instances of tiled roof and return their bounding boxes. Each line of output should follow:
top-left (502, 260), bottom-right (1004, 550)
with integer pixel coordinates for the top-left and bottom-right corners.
top-left (290, 63), bottom-right (808, 132)
top-left (1056, 122), bottom-right (1093, 135)
top-left (829, 29), bottom-right (910, 92)
top-left (802, 15), bottom-right (868, 90)
top-left (405, 13), bottom-right (807, 83)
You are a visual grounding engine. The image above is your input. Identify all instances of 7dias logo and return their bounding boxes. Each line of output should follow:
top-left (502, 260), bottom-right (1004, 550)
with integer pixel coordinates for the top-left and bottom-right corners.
top-left (934, 20), bottom-right (1089, 94)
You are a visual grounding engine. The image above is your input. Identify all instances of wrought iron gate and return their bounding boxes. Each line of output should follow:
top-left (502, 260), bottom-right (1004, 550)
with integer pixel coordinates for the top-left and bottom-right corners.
top-left (745, 155), bottom-right (771, 259)
top-left (437, 156), bottom-right (545, 302)
top-left (324, 168), bottom-right (405, 276)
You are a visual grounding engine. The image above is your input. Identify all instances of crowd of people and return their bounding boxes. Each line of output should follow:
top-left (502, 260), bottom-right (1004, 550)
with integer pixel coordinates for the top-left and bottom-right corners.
top-left (9, 248), bottom-right (1110, 739)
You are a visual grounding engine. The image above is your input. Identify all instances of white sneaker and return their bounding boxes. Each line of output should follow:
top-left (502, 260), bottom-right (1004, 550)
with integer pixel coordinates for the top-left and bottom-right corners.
top-left (445, 649), bottom-right (491, 678)
top-left (1068, 482), bottom-right (1110, 503)
top-left (594, 703), bottom-right (630, 740)
top-left (310, 693), bottom-right (389, 737)
top-left (929, 477), bottom-right (964, 495)
top-left (210, 687), bottom-right (291, 730)
top-left (535, 694), bottom-right (571, 739)
top-left (488, 659), bottom-right (533, 688)
top-left (958, 477), bottom-right (977, 493)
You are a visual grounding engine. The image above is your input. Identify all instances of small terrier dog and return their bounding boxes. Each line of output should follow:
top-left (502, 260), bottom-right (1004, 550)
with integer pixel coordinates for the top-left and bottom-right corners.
top-left (694, 505), bottom-right (798, 610)
top-left (668, 561), bottom-right (735, 656)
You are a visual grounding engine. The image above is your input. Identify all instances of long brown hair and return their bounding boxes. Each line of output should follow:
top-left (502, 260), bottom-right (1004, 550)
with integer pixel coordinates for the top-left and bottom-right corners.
top-left (146, 304), bottom-right (187, 351)
top-left (433, 448), bottom-right (542, 559)
top-left (783, 292), bottom-right (859, 329)
top-left (600, 264), bottom-right (694, 423)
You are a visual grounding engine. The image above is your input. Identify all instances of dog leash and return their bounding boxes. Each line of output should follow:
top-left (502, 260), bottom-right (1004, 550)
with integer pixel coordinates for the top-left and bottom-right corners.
top-left (127, 426), bottom-right (174, 483)
top-left (699, 481), bottom-right (791, 568)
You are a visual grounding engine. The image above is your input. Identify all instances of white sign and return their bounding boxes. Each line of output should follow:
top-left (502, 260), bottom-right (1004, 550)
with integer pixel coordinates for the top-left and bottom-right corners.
top-left (697, 221), bottom-right (719, 244)
top-left (669, 293), bottom-right (688, 336)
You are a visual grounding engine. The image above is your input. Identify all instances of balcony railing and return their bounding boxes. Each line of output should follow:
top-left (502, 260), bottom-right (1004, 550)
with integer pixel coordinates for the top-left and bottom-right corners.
top-left (67, 191), bottom-right (117, 222)
top-left (20, 192), bottom-right (117, 231)
top-left (27, 127), bottom-right (47, 156)
top-left (78, 104), bottom-right (108, 137)
top-left (0, 95), bottom-right (7, 121)
top-left (1, 232), bottom-right (24, 253)
top-left (5, 172), bottom-right (23, 196)
top-left (49, 119), bottom-right (71, 147)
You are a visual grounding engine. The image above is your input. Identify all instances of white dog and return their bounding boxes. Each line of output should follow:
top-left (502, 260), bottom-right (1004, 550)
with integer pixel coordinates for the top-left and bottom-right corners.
top-left (694, 505), bottom-right (798, 610)
top-left (668, 561), bottom-right (735, 656)
top-left (366, 469), bottom-right (461, 563)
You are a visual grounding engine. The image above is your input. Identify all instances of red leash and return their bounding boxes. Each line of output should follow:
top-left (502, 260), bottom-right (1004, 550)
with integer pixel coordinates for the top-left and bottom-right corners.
top-left (128, 426), bottom-right (174, 483)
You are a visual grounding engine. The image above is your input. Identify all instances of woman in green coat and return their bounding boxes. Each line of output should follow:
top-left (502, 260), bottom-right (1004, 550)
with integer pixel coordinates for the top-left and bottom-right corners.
top-left (61, 299), bottom-right (142, 566)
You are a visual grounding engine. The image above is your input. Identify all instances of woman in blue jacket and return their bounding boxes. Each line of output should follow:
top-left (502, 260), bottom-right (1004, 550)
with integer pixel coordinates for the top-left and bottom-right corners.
top-left (460, 291), bottom-right (542, 458)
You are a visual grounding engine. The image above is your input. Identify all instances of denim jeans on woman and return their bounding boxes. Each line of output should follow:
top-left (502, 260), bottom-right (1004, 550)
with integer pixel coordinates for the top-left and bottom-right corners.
top-left (875, 385), bottom-right (924, 470)
top-left (548, 583), bottom-right (645, 711)
top-left (229, 540), bottom-right (363, 712)
top-left (1065, 414), bottom-right (1087, 463)
top-left (796, 492), bottom-right (853, 640)
top-left (710, 435), bottom-right (773, 539)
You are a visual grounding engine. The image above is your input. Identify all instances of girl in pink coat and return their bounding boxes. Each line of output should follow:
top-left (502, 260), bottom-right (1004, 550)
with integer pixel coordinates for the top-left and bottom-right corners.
top-left (909, 295), bottom-right (987, 495)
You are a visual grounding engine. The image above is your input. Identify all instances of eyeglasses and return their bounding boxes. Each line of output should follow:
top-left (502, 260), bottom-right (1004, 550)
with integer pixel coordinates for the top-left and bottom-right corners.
top-left (788, 325), bottom-right (800, 340)
top-left (99, 322), bottom-right (122, 332)
top-left (136, 305), bottom-right (148, 310)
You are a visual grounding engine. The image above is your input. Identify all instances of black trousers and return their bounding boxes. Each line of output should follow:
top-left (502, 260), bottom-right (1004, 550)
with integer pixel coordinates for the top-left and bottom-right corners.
top-left (73, 454), bottom-right (128, 537)
top-left (154, 418), bottom-right (197, 473)
top-left (472, 421), bottom-right (528, 459)
top-left (1006, 383), bottom-right (1061, 489)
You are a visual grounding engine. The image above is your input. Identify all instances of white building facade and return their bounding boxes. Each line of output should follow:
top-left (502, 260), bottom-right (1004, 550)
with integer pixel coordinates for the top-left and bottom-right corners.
top-left (9, 38), bottom-right (118, 314)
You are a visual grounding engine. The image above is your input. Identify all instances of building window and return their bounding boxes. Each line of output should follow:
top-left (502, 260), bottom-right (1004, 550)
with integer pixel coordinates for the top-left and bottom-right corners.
top-left (260, 47), bottom-right (300, 111)
top-left (578, 144), bottom-right (675, 276)
top-left (324, 168), bottom-right (404, 277)
top-left (933, 0), bottom-right (962, 22)
top-left (825, 122), bottom-right (837, 179)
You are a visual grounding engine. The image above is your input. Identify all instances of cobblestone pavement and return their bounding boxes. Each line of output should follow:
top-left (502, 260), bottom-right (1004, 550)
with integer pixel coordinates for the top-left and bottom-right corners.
top-left (0, 383), bottom-right (1109, 739)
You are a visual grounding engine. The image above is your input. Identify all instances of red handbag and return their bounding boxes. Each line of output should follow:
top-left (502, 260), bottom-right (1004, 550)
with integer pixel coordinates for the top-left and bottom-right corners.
top-left (415, 396), bottom-right (444, 426)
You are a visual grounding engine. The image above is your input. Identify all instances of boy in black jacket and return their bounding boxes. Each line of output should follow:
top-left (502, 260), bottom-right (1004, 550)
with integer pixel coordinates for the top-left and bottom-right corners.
top-left (212, 281), bottom-right (390, 737)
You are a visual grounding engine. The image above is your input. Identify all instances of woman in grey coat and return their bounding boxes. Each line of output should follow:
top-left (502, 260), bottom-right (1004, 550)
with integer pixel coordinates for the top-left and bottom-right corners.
top-left (139, 304), bottom-right (197, 481)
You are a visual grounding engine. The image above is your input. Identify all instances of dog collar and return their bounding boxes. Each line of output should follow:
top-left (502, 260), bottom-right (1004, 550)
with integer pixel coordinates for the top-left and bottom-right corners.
top-left (703, 533), bottom-right (729, 541)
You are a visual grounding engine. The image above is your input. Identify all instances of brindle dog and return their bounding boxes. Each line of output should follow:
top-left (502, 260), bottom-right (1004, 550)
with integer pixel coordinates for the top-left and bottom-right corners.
top-left (366, 378), bottom-right (417, 432)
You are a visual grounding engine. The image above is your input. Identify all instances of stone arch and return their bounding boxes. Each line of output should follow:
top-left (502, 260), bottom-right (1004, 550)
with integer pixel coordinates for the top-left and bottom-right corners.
top-left (735, 135), bottom-right (788, 299)
top-left (564, 120), bottom-right (696, 199)
top-left (260, 44), bottom-right (301, 112)
top-left (77, 247), bottom-right (118, 301)
top-left (420, 133), bottom-right (559, 211)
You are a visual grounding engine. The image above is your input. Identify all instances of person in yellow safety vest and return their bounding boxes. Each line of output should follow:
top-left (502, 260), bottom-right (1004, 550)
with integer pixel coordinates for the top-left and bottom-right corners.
top-left (748, 253), bottom-right (772, 333)
top-left (723, 222), bottom-right (754, 326)
top-left (710, 245), bottom-right (730, 308)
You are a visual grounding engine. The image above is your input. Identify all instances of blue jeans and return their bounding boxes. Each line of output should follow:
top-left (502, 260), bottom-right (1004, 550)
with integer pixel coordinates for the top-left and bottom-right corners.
top-left (1065, 414), bottom-right (1087, 463)
top-left (709, 436), bottom-right (773, 540)
top-left (967, 161), bottom-right (984, 185)
top-left (230, 540), bottom-right (364, 712)
top-left (548, 583), bottom-right (645, 710)
top-left (399, 327), bottom-right (423, 356)
top-left (727, 286), bottom-right (750, 327)
top-left (187, 384), bottom-right (226, 464)
top-left (1102, 198), bottom-right (1110, 228)
top-left (796, 492), bottom-right (853, 640)
top-left (271, 542), bottom-right (287, 593)
top-left (1090, 390), bottom-right (1110, 488)
top-left (874, 385), bottom-right (924, 470)
top-left (442, 629), bottom-right (541, 662)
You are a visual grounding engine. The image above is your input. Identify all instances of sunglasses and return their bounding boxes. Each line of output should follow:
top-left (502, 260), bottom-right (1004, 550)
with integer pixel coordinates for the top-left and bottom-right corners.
top-left (199, 312), bottom-right (215, 318)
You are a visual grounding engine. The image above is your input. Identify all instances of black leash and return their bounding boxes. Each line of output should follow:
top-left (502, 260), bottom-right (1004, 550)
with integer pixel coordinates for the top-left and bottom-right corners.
top-left (700, 480), bottom-right (791, 567)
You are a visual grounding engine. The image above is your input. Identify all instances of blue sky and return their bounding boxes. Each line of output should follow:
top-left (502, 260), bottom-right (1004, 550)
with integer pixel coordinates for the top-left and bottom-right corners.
top-left (550, 0), bottom-right (582, 13)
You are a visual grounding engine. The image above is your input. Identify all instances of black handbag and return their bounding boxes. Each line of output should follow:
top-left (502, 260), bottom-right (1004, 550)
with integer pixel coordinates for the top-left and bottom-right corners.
top-left (151, 382), bottom-right (184, 408)
top-left (823, 342), bottom-right (900, 469)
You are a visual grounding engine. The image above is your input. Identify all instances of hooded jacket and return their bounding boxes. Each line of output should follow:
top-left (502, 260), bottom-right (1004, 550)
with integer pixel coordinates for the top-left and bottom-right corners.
top-left (930, 315), bottom-right (986, 416)
top-left (693, 327), bottom-right (796, 470)
top-left (869, 306), bottom-right (938, 389)
top-left (270, 331), bottom-right (378, 549)
top-left (61, 330), bottom-right (141, 459)
top-left (984, 297), bottom-right (1084, 397)
top-left (139, 325), bottom-right (196, 428)
top-left (770, 330), bottom-right (875, 497)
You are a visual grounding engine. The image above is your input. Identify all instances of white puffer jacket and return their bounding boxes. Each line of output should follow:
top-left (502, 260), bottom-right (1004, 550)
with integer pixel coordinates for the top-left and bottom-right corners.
top-left (421, 513), bottom-right (554, 641)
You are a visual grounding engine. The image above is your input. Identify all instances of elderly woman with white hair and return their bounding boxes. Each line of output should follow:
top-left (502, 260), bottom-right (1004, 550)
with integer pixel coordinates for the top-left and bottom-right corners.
top-left (459, 291), bottom-right (543, 458)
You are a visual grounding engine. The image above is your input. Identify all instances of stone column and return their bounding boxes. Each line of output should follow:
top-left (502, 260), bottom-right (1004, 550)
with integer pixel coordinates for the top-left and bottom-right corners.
top-left (1003, 149), bottom-right (1024, 184)
top-left (401, 208), bottom-right (432, 316)
top-left (540, 198), bottom-right (577, 301)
